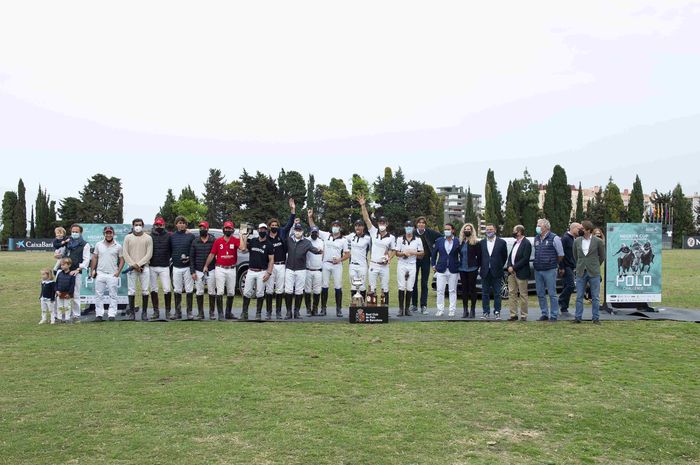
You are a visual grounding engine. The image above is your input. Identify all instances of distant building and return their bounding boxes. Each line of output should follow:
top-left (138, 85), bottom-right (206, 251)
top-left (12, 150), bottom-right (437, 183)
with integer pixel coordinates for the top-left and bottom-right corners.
top-left (436, 185), bottom-right (482, 225)
top-left (537, 184), bottom-right (652, 219)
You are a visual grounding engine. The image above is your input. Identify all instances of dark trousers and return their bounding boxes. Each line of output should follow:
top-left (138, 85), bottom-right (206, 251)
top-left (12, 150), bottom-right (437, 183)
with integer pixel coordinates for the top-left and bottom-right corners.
top-left (459, 270), bottom-right (478, 311)
top-left (411, 258), bottom-right (431, 308)
top-left (558, 267), bottom-right (575, 311)
top-left (481, 272), bottom-right (502, 314)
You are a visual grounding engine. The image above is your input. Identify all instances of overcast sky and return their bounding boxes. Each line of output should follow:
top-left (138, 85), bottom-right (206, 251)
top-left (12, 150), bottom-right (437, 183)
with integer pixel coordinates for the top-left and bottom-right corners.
top-left (1, 1), bottom-right (699, 222)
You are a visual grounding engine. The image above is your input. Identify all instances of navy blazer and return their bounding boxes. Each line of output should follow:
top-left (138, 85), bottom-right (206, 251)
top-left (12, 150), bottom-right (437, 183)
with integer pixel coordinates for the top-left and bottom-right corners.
top-left (431, 237), bottom-right (461, 273)
top-left (479, 237), bottom-right (508, 279)
top-left (506, 237), bottom-right (532, 280)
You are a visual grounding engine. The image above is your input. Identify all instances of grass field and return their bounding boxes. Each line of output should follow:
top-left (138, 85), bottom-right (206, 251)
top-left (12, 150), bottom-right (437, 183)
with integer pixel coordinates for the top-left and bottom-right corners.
top-left (0, 251), bottom-right (698, 464)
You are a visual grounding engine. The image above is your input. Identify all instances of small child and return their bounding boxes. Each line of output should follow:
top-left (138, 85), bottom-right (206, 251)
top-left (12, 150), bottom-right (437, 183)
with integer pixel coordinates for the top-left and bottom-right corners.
top-left (55, 258), bottom-right (77, 323)
top-left (53, 227), bottom-right (69, 272)
top-left (39, 268), bottom-right (56, 324)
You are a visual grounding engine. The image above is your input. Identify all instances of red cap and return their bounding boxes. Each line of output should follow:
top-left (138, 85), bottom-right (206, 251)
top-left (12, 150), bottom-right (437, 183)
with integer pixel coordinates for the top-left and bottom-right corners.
top-left (198, 221), bottom-right (209, 229)
top-left (223, 221), bottom-right (234, 229)
top-left (154, 218), bottom-right (165, 226)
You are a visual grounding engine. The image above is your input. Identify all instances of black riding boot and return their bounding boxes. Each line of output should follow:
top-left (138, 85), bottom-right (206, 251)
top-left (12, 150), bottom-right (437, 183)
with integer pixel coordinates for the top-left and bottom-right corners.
top-left (405, 292), bottom-right (413, 316)
top-left (294, 294), bottom-right (303, 319)
top-left (397, 290), bottom-right (405, 317)
top-left (195, 295), bottom-right (205, 320)
top-left (208, 294), bottom-right (216, 320)
top-left (304, 293), bottom-right (312, 316)
top-left (141, 294), bottom-right (149, 321)
top-left (275, 294), bottom-right (283, 319)
top-left (226, 296), bottom-right (237, 319)
top-left (265, 294), bottom-right (273, 320)
top-left (284, 294), bottom-right (293, 319)
top-left (150, 291), bottom-right (160, 320)
top-left (383, 292), bottom-right (390, 307)
top-left (172, 293), bottom-right (182, 320)
top-left (241, 297), bottom-right (250, 321)
top-left (312, 293), bottom-right (320, 315)
top-left (256, 297), bottom-right (264, 320)
top-left (185, 293), bottom-right (194, 320)
top-left (335, 289), bottom-right (343, 317)
top-left (320, 288), bottom-right (329, 316)
top-left (216, 295), bottom-right (224, 321)
top-left (164, 292), bottom-right (172, 317)
top-left (128, 295), bottom-right (136, 320)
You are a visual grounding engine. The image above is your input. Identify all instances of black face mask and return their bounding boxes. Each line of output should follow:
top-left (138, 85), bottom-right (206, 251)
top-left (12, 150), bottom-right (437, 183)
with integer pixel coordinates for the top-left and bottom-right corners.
top-left (311, 233), bottom-right (319, 240)
top-left (199, 229), bottom-right (208, 237)
top-left (258, 231), bottom-right (267, 239)
top-left (465, 231), bottom-right (472, 237)
top-left (154, 226), bottom-right (164, 233)
top-left (270, 227), bottom-right (279, 234)
top-left (578, 229), bottom-right (585, 237)
top-left (223, 230), bottom-right (232, 237)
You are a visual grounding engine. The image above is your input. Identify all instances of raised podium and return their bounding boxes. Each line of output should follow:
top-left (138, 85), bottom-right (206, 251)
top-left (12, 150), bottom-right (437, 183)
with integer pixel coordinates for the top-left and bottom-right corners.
top-left (349, 306), bottom-right (389, 324)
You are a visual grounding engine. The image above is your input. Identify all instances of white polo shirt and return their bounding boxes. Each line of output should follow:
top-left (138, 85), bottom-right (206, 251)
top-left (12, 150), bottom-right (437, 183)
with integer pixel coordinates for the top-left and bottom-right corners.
top-left (306, 237), bottom-right (324, 269)
top-left (369, 226), bottom-right (395, 264)
top-left (346, 233), bottom-right (371, 267)
top-left (93, 240), bottom-right (123, 275)
top-left (394, 235), bottom-right (424, 266)
top-left (319, 231), bottom-right (349, 263)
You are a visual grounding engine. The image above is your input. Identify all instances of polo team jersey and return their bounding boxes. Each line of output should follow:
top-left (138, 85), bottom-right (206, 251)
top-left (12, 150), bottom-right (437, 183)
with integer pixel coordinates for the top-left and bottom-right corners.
top-left (268, 234), bottom-right (287, 263)
top-left (346, 233), bottom-right (371, 267)
top-left (247, 238), bottom-right (274, 269)
top-left (369, 226), bottom-right (395, 263)
top-left (394, 235), bottom-right (424, 266)
top-left (319, 231), bottom-right (349, 263)
top-left (212, 236), bottom-right (241, 267)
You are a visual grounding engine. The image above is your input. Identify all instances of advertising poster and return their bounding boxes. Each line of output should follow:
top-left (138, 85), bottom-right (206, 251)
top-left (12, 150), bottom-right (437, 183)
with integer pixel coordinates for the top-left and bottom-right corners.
top-left (606, 223), bottom-right (662, 303)
top-left (78, 224), bottom-right (133, 305)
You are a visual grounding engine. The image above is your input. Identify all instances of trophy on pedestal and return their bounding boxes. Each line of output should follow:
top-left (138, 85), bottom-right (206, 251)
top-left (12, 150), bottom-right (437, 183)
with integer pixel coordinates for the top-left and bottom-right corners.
top-left (351, 277), bottom-right (365, 307)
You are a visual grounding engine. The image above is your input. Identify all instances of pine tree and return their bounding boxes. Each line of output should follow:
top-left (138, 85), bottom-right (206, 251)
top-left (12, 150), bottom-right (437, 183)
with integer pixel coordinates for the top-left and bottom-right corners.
top-left (350, 174), bottom-right (371, 225)
top-left (306, 174), bottom-right (316, 211)
top-left (542, 165), bottom-right (571, 235)
top-left (14, 179), bottom-right (27, 238)
top-left (520, 169), bottom-right (540, 235)
top-left (49, 200), bottom-right (57, 232)
top-left (158, 189), bottom-right (177, 229)
top-left (179, 185), bottom-right (198, 202)
top-left (323, 178), bottom-right (353, 230)
top-left (464, 186), bottom-right (478, 227)
top-left (603, 178), bottom-right (625, 224)
top-left (29, 206), bottom-right (35, 238)
top-left (239, 170), bottom-right (280, 225)
top-left (405, 181), bottom-right (442, 229)
top-left (313, 184), bottom-right (329, 230)
top-left (35, 186), bottom-right (52, 238)
top-left (373, 167), bottom-right (408, 234)
top-left (277, 169), bottom-right (307, 219)
top-left (58, 197), bottom-right (82, 230)
top-left (79, 174), bottom-right (124, 223)
top-left (203, 168), bottom-right (227, 228)
top-left (1, 191), bottom-right (18, 245)
top-left (574, 182), bottom-right (584, 222)
top-left (223, 180), bottom-right (245, 225)
top-left (627, 175), bottom-right (645, 223)
top-left (503, 180), bottom-right (521, 233)
top-left (671, 183), bottom-right (694, 248)
top-left (483, 169), bottom-right (503, 230)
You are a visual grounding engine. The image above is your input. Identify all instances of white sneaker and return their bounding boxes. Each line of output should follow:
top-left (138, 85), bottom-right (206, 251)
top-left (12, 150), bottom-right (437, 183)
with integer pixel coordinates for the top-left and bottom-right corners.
top-left (448, 310), bottom-right (455, 317)
top-left (435, 310), bottom-right (444, 317)
top-left (38, 319), bottom-right (46, 324)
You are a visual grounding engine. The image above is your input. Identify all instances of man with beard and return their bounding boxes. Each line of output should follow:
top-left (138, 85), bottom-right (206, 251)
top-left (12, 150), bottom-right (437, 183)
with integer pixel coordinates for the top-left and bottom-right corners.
top-left (90, 226), bottom-right (125, 322)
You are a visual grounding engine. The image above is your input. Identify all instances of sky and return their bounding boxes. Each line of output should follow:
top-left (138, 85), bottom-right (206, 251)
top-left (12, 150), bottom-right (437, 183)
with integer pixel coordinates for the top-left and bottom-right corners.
top-left (1, 1), bottom-right (699, 222)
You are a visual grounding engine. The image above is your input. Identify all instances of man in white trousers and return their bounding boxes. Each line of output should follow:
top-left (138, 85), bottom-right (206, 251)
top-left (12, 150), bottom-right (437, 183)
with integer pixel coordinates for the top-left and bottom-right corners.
top-left (394, 220), bottom-right (424, 317)
top-left (358, 195), bottom-right (395, 306)
top-left (90, 225), bottom-right (124, 322)
top-left (431, 224), bottom-right (461, 317)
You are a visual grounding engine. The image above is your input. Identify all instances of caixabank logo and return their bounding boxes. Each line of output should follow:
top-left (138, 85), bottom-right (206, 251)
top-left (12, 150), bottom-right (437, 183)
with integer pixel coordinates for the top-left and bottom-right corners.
top-left (10, 238), bottom-right (54, 251)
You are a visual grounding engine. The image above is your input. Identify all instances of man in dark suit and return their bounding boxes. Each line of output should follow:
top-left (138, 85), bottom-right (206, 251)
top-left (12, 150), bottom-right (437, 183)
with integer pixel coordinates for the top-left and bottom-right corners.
top-left (431, 223), bottom-right (461, 317)
top-left (506, 225), bottom-right (532, 321)
top-left (558, 222), bottom-right (581, 314)
top-left (411, 216), bottom-right (441, 314)
top-left (479, 223), bottom-right (508, 320)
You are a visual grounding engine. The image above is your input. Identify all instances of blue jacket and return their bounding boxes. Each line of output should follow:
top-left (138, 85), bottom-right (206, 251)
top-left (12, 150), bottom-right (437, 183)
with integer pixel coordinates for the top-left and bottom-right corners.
top-left (479, 237), bottom-right (508, 279)
top-left (559, 232), bottom-right (576, 269)
top-left (431, 237), bottom-right (461, 273)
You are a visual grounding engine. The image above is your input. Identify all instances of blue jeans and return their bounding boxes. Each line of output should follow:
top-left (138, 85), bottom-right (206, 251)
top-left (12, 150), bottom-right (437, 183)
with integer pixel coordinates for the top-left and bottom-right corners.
top-left (576, 272), bottom-right (601, 321)
top-left (481, 273), bottom-right (502, 314)
top-left (558, 266), bottom-right (575, 311)
top-left (535, 268), bottom-right (559, 319)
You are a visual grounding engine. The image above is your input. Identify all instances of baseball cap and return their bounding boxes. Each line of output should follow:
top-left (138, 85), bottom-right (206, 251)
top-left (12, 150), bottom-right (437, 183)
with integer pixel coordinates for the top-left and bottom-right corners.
top-left (154, 218), bottom-right (165, 226)
top-left (354, 219), bottom-right (364, 226)
top-left (405, 220), bottom-right (414, 227)
top-left (293, 223), bottom-right (304, 230)
top-left (258, 223), bottom-right (268, 229)
top-left (198, 221), bottom-right (209, 229)
top-left (103, 225), bottom-right (114, 233)
top-left (223, 221), bottom-right (234, 229)
top-left (377, 216), bottom-right (387, 223)
top-left (331, 220), bottom-right (341, 226)
top-left (310, 226), bottom-right (320, 233)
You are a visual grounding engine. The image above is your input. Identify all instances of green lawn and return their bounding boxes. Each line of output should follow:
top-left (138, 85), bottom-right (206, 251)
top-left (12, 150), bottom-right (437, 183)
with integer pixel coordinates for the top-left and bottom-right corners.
top-left (0, 251), bottom-right (698, 465)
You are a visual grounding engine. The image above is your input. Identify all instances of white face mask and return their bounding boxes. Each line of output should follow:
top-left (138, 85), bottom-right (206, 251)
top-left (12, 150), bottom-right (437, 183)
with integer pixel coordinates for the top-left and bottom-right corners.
top-left (444, 230), bottom-right (452, 238)
top-left (378, 224), bottom-right (387, 232)
top-left (331, 226), bottom-right (340, 234)
top-left (133, 226), bottom-right (143, 234)
top-left (71, 232), bottom-right (80, 240)
top-left (294, 231), bottom-right (303, 239)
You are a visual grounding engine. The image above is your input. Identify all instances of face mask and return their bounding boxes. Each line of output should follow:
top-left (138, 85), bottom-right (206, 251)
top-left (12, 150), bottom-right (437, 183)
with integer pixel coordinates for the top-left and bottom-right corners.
top-left (71, 232), bottom-right (80, 240)
top-left (224, 230), bottom-right (232, 237)
top-left (405, 226), bottom-right (414, 234)
top-left (133, 226), bottom-right (143, 234)
top-left (311, 233), bottom-right (319, 240)
top-left (199, 229), bottom-right (208, 237)
top-left (258, 231), bottom-right (267, 239)
top-left (154, 226), bottom-right (164, 233)
top-left (444, 230), bottom-right (452, 238)
top-left (378, 225), bottom-right (387, 232)
top-left (294, 231), bottom-right (303, 239)
top-left (535, 226), bottom-right (542, 235)
top-left (270, 227), bottom-right (279, 234)
top-left (486, 231), bottom-right (495, 238)
top-left (578, 229), bottom-right (584, 237)
top-left (331, 226), bottom-right (340, 234)
top-left (465, 231), bottom-right (472, 237)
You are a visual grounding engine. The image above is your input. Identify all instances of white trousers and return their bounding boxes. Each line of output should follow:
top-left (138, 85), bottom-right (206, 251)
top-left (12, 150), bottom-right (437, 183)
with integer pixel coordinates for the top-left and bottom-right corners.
top-left (285, 269), bottom-right (307, 295)
top-left (243, 270), bottom-right (267, 298)
top-left (149, 266), bottom-right (172, 293)
top-left (397, 262), bottom-right (417, 291)
top-left (173, 267), bottom-right (194, 293)
top-left (305, 270), bottom-right (322, 294)
top-left (348, 263), bottom-right (367, 291)
top-left (266, 264), bottom-right (286, 294)
top-left (215, 267), bottom-right (236, 296)
top-left (368, 263), bottom-right (390, 293)
top-left (40, 298), bottom-right (55, 322)
top-left (95, 273), bottom-right (119, 318)
top-left (436, 270), bottom-right (458, 312)
top-left (57, 297), bottom-right (73, 320)
top-left (322, 262), bottom-right (343, 289)
top-left (194, 270), bottom-right (216, 296)
top-left (127, 267), bottom-right (150, 296)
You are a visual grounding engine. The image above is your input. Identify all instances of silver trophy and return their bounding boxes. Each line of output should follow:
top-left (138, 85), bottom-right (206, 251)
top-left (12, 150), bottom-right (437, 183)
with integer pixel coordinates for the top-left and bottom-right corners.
top-left (351, 277), bottom-right (365, 307)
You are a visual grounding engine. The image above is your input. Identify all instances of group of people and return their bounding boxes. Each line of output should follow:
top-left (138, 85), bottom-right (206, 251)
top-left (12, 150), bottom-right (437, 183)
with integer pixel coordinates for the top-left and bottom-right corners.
top-left (37, 196), bottom-right (608, 325)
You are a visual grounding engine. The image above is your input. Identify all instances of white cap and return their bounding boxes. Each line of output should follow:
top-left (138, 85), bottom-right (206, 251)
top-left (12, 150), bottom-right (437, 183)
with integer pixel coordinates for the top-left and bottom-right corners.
top-left (258, 223), bottom-right (268, 229)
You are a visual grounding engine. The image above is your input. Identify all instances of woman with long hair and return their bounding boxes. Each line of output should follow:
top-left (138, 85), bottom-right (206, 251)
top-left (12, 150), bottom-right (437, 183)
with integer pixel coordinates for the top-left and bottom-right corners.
top-left (458, 223), bottom-right (481, 318)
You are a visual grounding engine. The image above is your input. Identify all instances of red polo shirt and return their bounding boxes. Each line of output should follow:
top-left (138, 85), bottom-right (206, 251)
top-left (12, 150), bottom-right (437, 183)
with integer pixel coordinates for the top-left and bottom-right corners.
top-left (212, 236), bottom-right (240, 267)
